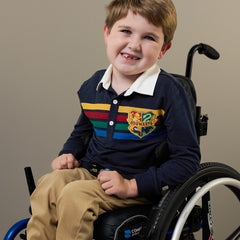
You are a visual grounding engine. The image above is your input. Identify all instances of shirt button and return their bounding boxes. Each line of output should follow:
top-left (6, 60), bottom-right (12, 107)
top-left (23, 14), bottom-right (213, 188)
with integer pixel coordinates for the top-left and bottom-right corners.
top-left (113, 99), bottom-right (118, 105)
top-left (109, 121), bottom-right (114, 126)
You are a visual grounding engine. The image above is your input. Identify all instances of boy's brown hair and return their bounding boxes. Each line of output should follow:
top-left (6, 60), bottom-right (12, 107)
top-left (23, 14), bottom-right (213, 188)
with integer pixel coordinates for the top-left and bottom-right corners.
top-left (105, 0), bottom-right (177, 47)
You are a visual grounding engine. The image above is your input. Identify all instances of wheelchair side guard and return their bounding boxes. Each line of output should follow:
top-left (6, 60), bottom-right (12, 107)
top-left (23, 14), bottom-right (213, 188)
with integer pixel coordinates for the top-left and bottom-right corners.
top-left (4, 218), bottom-right (29, 240)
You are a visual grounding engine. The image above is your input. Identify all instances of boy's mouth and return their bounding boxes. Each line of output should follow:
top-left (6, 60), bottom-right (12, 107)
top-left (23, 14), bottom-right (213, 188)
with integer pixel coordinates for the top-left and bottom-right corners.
top-left (121, 53), bottom-right (140, 60)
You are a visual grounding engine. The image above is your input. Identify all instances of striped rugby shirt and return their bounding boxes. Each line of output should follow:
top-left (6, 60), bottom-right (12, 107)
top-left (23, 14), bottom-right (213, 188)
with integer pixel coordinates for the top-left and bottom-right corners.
top-left (59, 64), bottom-right (200, 197)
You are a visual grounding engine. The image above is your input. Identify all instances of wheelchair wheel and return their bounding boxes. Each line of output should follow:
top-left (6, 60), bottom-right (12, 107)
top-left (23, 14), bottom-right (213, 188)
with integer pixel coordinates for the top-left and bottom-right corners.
top-left (4, 218), bottom-right (29, 240)
top-left (144, 162), bottom-right (240, 240)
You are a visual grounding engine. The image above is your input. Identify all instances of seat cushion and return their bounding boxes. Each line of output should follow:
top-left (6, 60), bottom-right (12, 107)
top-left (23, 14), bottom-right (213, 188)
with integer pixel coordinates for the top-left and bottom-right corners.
top-left (94, 204), bottom-right (152, 240)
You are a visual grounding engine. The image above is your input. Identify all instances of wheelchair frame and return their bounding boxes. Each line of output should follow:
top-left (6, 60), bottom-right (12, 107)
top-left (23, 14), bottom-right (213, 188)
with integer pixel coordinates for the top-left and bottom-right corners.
top-left (4, 44), bottom-right (240, 240)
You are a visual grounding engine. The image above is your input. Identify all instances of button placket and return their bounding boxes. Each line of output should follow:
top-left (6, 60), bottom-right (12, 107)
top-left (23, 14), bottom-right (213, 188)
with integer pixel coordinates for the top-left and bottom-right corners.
top-left (109, 121), bottom-right (114, 126)
top-left (109, 99), bottom-right (118, 127)
top-left (107, 98), bottom-right (119, 139)
top-left (113, 99), bottom-right (118, 105)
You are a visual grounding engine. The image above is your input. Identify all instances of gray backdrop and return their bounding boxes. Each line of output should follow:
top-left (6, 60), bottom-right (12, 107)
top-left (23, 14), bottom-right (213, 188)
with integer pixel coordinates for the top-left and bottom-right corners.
top-left (1, 0), bottom-right (239, 238)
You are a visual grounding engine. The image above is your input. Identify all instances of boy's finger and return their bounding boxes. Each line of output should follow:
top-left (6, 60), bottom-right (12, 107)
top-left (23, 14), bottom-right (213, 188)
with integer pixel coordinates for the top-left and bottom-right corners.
top-left (74, 160), bottom-right (79, 168)
top-left (97, 172), bottom-right (110, 183)
top-left (60, 158), bottom-right (68, 169)
top-left (101, 181), bottom-right (113, 191)
top-left (67, 161), bottom-right (74, 169)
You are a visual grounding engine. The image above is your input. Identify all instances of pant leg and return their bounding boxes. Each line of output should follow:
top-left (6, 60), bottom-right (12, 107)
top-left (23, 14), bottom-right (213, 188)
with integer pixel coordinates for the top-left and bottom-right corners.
top-left (27, 167), bottom-right (149, 240)
top-left (26, 168), bottom-right (95, 240)
top-left (56, 178), bottom-right (149, 240)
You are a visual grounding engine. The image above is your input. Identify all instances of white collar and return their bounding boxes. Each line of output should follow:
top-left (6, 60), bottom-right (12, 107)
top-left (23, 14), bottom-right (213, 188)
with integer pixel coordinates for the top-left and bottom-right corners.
top-left (96, 64), bottom-right (161, 96)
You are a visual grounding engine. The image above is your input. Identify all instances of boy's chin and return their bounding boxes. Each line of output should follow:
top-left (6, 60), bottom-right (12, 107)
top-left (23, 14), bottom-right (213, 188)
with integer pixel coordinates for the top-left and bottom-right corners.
top-left (113, 64), bottom-right (145, 75)
top-left (116, 70), bottom-right (144, 80)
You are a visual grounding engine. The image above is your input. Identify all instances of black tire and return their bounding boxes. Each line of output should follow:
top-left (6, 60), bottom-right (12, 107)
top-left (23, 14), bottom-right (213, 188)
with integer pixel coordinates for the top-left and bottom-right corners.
top-left (145, 162), bottom-right (240, 240)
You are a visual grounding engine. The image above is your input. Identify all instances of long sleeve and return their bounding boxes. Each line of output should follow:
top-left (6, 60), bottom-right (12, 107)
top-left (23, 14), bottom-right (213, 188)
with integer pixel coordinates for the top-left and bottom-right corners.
top-left (134, 74), bottom-right (200, 197)
top-left (59, 108), bottom-right (94, 160)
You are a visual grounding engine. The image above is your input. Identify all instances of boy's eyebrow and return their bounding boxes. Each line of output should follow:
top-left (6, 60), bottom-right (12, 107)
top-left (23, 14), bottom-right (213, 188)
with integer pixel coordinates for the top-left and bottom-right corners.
top-left (118, 25), bottom-right (160, 40)
top-left (118, 25), bottom-right (131, 29)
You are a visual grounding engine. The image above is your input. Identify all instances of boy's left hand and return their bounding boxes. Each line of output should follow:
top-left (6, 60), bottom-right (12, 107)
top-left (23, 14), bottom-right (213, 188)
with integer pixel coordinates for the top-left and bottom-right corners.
top-left (97, 170), bottom-right (138, 199)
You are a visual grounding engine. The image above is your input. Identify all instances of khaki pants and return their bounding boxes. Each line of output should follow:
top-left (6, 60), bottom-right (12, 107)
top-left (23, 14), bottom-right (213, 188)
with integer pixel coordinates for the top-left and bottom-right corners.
top-left (26, 168), bottom-right (149, 240)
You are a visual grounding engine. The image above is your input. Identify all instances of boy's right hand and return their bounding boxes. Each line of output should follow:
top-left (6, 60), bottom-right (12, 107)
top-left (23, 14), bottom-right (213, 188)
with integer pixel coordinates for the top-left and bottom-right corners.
top-left (51, 154), bottom-right (79, 171)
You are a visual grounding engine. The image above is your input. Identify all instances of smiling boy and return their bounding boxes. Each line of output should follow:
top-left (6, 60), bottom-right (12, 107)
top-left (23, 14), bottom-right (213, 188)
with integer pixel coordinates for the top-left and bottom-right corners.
top-left (27, 1), bottom-right (200, 239)
top-left (104, 11), bottom-right (168, 95)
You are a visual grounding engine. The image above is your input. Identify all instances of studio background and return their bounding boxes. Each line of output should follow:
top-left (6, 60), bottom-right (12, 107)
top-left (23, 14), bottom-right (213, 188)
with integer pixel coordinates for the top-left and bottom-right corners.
top-left (1, 0), bottom-right (239, 238)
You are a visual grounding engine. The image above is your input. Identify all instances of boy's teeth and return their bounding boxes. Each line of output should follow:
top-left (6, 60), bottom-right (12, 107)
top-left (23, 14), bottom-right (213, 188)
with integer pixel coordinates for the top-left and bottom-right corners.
top-left (123, 53), bottom-right (139, 60)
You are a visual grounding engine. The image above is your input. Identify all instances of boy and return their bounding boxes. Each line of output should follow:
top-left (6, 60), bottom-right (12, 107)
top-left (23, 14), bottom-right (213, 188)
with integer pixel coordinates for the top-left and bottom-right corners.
top-left (27, 0), bottom-right (200, 239)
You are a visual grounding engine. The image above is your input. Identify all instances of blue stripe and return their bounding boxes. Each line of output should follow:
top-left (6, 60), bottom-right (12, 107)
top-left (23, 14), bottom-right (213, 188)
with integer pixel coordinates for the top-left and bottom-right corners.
top-left (94, 128), bottom-right (107, 137)
top-left (113, 130), bottom-right (167, 140)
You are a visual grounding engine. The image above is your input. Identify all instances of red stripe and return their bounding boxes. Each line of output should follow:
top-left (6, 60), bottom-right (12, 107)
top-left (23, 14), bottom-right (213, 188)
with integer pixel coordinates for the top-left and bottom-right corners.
top-left (116, 115), bottom-right (162, 124)
top-left (85, 112), bottom-right (162, 124)
top-left (85, 112), bottom-right (109, 119)
top-left (116, 115), bottom-right (128, 122)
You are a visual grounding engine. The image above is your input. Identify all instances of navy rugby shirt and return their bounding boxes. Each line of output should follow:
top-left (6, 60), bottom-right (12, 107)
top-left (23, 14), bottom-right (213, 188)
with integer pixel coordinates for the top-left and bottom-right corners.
top-left (59, 64), bottom-right (200, 197)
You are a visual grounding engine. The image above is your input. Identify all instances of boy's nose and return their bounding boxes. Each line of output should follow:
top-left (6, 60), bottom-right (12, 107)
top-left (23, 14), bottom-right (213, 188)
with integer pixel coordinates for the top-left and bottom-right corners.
top-left (128, 37), bottom-right (141, 52)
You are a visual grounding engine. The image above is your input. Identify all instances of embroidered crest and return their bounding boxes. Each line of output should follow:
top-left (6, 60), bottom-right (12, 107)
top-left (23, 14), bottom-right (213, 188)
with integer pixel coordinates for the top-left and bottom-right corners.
top-left (127, 110), bottom-right (157, 138)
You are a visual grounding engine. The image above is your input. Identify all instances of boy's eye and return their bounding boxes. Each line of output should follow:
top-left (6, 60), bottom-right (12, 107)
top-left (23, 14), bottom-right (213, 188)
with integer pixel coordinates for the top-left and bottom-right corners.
top-left (144, 35), bottom-right (155, 41)
top-left (121, 29), bottom-right (131, 35)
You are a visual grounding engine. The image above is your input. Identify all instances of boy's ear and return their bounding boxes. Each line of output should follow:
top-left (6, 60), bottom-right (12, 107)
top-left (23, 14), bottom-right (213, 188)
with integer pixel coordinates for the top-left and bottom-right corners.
top-left (104, 25), bottom-right (109, 44)
top-left (158, 42), bottom-right (172, 59)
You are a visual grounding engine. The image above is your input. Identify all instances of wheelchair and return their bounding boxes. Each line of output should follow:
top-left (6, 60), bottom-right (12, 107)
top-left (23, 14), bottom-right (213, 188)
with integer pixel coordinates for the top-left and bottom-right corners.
top-left (4, 44), bottom-right (240, 240)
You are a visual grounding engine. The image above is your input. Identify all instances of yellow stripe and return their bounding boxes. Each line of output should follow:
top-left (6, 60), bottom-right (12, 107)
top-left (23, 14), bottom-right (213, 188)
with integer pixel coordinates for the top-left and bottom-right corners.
top-left (118, 106), bottom-right (165, 116)
top-left (81, 103), bottom-right (111, 111)
top-left (81, 103), bottom-right (165, 116)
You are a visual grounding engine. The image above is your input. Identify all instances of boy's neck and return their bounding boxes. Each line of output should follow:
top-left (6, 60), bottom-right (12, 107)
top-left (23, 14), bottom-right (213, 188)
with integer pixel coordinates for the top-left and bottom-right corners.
top-left (111, 71), bottom-right (143, 95)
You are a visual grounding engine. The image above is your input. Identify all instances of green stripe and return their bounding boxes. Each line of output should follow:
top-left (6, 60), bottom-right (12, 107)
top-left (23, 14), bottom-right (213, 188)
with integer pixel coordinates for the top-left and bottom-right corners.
top-left (91, 121), bottom-right (166, 132)
top-left (91, 120), bottom-right (108, 129)
top-left (115, 123), bottom-right (166, 132)
top-left (115, 123), bottom-right (129, 131)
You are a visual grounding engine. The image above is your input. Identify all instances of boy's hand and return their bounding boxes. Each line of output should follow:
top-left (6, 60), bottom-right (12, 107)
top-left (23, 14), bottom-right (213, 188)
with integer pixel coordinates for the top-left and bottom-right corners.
top-left (97, 170), bottom-right (138, 199)
top-left (51, 154), bottom-right (79, 171)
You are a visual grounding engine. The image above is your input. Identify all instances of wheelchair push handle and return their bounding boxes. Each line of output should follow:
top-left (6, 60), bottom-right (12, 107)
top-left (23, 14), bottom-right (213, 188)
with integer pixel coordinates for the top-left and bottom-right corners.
top-left (185, 43), bottom-right (220, 79)
top-left (24, 167), bottom-right (36, 196)
top-left (198, 43), bottom-right (220, 60)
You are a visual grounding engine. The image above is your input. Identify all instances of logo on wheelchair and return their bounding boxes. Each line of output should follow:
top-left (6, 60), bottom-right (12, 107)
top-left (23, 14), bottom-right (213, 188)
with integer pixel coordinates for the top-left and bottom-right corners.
top-left (124, 226), bottom-right (142, 238)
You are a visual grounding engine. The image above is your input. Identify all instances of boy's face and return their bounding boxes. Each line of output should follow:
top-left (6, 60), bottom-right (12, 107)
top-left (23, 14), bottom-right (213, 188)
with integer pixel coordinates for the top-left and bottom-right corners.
top-left (104, 11), bottom-right (169, 81)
